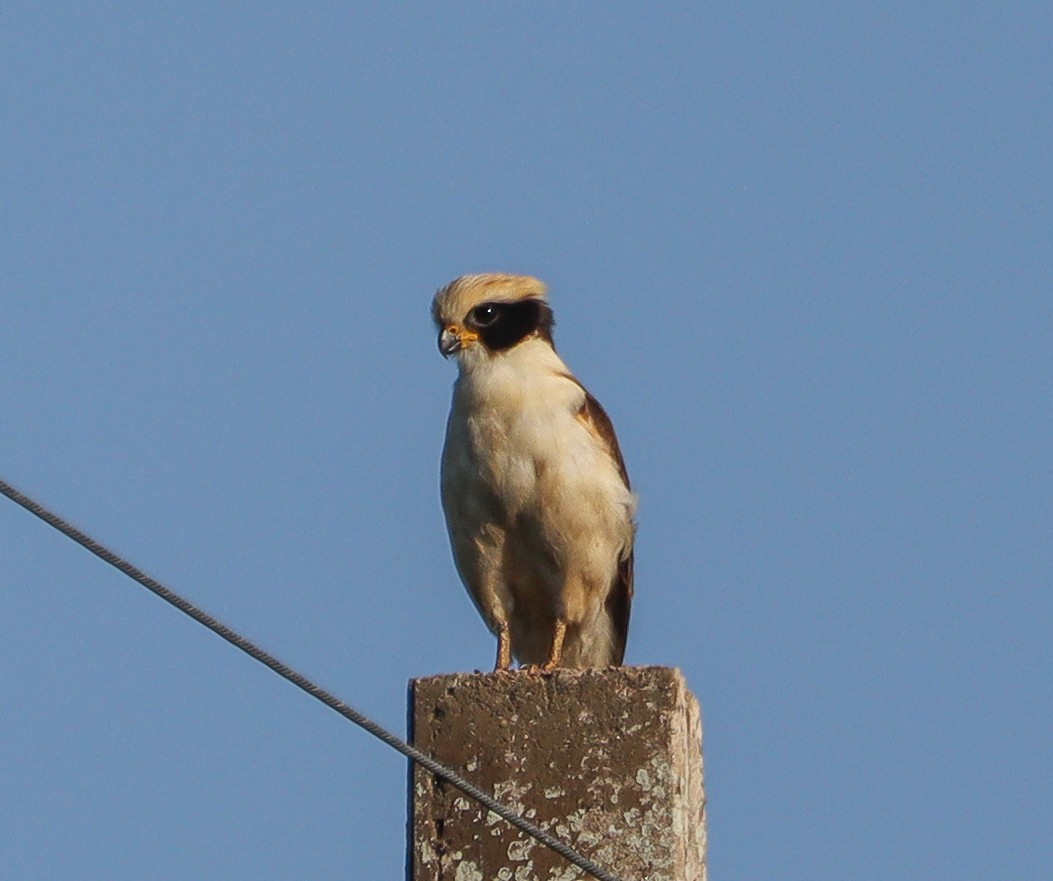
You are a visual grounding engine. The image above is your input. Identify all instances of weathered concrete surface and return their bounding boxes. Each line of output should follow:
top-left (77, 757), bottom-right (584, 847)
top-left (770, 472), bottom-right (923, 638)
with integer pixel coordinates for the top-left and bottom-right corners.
top-left (409, 666), bottom-right (706, 881)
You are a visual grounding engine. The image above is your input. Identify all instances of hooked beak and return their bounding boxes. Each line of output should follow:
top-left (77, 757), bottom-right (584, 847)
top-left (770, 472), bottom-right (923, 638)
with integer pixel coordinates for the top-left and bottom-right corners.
top-left (438, 325), bottom-right (479, 358)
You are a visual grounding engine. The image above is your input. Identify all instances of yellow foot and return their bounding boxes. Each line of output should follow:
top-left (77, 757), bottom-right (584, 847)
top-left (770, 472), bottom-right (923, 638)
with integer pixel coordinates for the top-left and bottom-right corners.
top-left (493, 625), bottom-right (512, 672)
top-left (543, 618), bottom-right (567, 671)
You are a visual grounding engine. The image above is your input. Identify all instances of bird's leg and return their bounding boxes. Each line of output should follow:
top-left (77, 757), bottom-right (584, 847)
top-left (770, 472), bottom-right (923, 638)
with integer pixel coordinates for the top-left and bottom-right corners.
top-left (493, 624), bottom-right (512, 672)
top-left (541, 618), bottom-right (567, 671)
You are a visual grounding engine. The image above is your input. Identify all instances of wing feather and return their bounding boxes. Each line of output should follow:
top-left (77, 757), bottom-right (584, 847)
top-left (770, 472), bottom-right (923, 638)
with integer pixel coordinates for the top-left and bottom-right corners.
top-left (573, 384), bottom-right (635, 665)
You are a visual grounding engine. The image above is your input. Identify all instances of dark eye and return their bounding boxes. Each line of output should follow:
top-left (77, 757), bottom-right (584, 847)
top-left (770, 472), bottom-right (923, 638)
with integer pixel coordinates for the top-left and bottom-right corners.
top-left (471, 304), bottom-right (500, 327)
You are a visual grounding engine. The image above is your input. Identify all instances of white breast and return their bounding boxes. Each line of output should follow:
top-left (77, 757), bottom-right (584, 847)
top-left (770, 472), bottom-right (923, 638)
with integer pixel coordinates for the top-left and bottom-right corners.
top-left (442, 338), bottom-right (634, 578)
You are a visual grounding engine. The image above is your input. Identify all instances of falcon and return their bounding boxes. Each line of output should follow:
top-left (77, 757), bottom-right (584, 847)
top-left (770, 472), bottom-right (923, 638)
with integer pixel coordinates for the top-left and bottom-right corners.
top-left (432, 273), bottom-right (636, 670)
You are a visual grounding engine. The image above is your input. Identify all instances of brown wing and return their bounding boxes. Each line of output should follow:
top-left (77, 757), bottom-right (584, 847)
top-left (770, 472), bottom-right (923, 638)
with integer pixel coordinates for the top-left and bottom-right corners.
top-left (575, 386), bottom-right (635, 665)
top-left (609, 548), bottom-right (634, 665)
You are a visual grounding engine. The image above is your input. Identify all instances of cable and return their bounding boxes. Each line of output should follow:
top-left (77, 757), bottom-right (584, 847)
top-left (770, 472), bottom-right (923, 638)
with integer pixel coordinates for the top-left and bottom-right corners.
top-left (0, 477), bottom-right (624, 881)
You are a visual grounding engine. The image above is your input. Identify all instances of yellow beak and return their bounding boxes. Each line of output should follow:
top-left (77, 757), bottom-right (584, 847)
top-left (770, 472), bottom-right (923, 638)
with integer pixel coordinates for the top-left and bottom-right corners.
top-left (438, 324), bottom-right (480, 357)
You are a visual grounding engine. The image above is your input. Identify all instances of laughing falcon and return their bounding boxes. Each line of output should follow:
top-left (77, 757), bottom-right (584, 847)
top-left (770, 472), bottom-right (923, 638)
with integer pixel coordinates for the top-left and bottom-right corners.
top-left (433, 273), bottom-right (636, 670)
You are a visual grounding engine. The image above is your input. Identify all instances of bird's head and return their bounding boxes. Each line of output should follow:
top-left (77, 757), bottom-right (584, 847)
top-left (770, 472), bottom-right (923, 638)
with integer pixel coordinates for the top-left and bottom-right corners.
top-left (431, 274), bottom-right (555, 363)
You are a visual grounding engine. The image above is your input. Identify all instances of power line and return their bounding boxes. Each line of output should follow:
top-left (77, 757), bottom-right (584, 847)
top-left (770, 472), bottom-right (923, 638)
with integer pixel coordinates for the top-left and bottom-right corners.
top-left (0, 477), bottom-right (624, 881)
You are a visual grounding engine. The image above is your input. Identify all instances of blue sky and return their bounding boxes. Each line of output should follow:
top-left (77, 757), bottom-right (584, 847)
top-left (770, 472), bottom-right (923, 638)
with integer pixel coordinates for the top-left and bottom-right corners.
top-left (2, 4), bottom-right (1050, 879)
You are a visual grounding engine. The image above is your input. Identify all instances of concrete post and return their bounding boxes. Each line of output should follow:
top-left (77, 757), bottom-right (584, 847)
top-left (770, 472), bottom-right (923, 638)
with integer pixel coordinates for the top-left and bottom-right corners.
top-left (408, 666), bottom-right (706, 881)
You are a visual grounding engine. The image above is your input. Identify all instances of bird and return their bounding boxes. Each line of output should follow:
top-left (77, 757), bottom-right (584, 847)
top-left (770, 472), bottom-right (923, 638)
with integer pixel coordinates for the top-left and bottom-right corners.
top-left (432, 273), bottom-right (636, 670)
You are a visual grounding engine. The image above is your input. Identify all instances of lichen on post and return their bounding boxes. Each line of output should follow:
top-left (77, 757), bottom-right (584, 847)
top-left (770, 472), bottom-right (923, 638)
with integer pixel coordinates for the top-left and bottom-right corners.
top-left (408, 666), bottom-right (706, 881)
